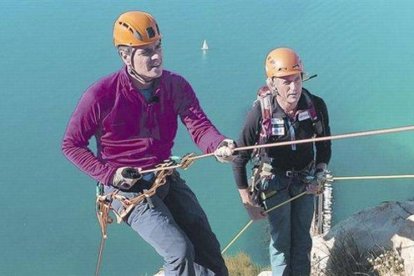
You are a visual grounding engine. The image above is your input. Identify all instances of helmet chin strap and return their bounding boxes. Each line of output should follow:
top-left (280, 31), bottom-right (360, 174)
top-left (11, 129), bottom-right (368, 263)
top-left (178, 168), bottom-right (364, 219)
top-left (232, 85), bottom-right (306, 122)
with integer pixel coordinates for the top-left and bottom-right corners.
top-left (127, 65), bottom-right (154, 86)
top-left (126, 47), bottom-right (156, 87)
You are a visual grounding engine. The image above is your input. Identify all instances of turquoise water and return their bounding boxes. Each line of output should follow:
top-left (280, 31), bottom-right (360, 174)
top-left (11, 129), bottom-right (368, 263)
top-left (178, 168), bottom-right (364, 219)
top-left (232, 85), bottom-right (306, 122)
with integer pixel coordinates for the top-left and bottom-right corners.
top-left (1, 0), bottom-right (414, 275)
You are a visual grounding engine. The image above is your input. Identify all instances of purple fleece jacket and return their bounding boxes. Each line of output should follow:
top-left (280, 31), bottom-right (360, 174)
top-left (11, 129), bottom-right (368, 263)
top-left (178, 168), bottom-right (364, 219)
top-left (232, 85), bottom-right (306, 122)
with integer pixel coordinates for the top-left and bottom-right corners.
top-left (62, 67), bottom-right (225, 185)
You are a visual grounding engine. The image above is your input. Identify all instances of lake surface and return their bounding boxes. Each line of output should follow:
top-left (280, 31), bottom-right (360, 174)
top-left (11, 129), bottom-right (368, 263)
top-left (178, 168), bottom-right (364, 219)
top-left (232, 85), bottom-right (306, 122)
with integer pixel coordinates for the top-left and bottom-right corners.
top-left (1, 1), bottom-right (413, 274)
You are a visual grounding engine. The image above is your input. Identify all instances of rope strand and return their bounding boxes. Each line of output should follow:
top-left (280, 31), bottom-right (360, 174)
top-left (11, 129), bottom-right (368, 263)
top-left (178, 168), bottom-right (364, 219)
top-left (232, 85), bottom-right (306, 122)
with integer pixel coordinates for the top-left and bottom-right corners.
top-left (221, 191), bottom-right (308, 255)
top-left (333, 174), bottom-right (414, 181)
top-left (139, 125), bottom-right (414, 174)
top-left (220, 173), bottom-right (414, 254)
top-left (235, 125), bottom-right (414, 152)
top-left (95, 237), bottom-right (106, 276)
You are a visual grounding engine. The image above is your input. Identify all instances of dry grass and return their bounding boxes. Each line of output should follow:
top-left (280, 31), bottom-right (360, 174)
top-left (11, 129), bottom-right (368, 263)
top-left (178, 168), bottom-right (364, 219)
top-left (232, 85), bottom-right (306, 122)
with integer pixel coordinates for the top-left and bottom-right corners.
top-left (224, 252), bottom-right (265, 276)
top-left (311, 234), bottom-right (406, 276)
top-left (367, 249), bottom-right (405, 276)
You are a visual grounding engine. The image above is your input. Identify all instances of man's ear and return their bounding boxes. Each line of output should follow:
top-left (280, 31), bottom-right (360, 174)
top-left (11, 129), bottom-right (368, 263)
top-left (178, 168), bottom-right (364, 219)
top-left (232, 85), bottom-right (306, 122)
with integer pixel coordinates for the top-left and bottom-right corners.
top-left (118, 46), bottom-right (132, 66)
top-left (266, 77), bottom-right (275, 90)
top-left (266, 77), bottom-right (279, 95)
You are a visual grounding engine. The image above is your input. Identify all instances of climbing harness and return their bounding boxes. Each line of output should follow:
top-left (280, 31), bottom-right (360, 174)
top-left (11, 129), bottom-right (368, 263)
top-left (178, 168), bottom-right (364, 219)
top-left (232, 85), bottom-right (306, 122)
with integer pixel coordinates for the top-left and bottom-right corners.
top-left (252, 84), bottom-right (327, 207)
top-left (222, 169), bottom-right (333, 255)
top-left (249, 162), bottom-right (275, 208)
top-left (96, 153), bottom-right (197, 226)
top-left (249, 161), bottom-right (319, 209)
top-left (94, 158), bottom-right (184, 276)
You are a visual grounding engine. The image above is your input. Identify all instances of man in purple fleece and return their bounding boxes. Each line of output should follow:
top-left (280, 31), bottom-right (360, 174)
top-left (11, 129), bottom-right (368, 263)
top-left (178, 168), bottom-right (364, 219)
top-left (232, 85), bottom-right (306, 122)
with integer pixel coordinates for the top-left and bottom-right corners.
top-left (62, 11), bottom-right (234, 276)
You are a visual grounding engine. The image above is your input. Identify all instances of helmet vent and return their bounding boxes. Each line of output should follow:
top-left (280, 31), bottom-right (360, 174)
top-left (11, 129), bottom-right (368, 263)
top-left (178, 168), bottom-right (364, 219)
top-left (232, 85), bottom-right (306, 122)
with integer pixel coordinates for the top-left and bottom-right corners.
top-left (146, 27), bottom-right (155, 38)
top-left (277, 64), bottom-right (300, 72)
top-left (118, 21), bottom-right (143, 41)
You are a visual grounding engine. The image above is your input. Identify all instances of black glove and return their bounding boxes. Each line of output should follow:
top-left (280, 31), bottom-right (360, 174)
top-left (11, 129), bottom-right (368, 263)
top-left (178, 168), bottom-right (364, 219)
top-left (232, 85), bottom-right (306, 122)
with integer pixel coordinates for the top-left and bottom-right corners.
top-left (112, 167), bottom-right (142, 190)
top-left (315, 168), bottom-right (332, 185)
top-left (306, 168), bottom-right (332, 195)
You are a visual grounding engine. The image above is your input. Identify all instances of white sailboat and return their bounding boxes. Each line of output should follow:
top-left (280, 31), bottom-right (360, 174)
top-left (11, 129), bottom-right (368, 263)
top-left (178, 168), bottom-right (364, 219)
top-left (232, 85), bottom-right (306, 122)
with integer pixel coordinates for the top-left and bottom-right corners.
top-left (201, 39), bottom-right (209, 51)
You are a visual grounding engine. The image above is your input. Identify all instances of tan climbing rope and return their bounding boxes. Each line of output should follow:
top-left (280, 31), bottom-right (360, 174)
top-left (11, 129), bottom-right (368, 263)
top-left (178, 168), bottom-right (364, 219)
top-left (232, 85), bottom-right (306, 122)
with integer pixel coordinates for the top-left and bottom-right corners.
top-left (136, 125), bottom-right (414, 174)
top-left (93, 124), bottom-right (414, 272)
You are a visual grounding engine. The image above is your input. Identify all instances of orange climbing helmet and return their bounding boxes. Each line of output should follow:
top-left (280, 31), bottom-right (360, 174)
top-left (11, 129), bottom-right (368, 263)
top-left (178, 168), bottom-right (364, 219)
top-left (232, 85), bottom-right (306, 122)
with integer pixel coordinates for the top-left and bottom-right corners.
top-left (113, 11), bottom-right (161, 47)
top-left (265, 48), bottom-right (303, 78)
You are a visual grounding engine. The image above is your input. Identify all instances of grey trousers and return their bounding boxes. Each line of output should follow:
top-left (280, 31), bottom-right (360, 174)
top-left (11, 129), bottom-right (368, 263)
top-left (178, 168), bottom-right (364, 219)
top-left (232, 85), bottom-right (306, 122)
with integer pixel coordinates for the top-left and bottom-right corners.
top-left (104, 171), bottom-right (228, 276)
top-left (264, 175), bottom-right (315, 276)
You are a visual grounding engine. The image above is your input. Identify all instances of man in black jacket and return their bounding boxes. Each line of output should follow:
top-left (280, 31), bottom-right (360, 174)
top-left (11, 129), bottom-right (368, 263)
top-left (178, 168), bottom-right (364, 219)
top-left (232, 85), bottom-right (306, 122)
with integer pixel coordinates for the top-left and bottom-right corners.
top-left (232, 47), bottom-right (331, 276)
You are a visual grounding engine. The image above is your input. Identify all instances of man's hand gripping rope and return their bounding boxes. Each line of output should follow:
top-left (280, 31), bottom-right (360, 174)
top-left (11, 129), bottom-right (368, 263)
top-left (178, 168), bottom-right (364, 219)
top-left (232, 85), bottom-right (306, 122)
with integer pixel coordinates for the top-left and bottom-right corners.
top-left (305, 169), bottom-right (334, 195)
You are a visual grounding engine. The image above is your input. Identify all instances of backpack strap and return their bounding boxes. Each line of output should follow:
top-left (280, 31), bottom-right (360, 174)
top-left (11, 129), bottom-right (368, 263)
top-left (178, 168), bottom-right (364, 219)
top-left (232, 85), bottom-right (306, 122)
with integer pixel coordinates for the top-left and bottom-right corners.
top-left (302, 89), bottom-right (324, 136)
top-left (257, 86), bottom-right (273, 144)
top-left (254, 87), bottom-right (324, 159)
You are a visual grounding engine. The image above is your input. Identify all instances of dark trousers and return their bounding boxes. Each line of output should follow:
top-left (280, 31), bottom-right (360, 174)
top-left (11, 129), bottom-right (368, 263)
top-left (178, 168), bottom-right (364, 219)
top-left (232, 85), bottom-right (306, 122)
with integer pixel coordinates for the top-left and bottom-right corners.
top-left (104, 171), bottom-right (228, 276)
top-left (264, 174), bottom-right (315, 276)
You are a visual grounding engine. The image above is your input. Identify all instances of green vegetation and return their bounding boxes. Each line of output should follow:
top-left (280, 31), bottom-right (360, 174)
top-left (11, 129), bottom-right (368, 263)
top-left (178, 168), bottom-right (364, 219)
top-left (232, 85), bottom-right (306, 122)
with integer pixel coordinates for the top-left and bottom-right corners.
top-left (224, 252), bottom-right (266, 276)
top-left (312, 234), bottom-right (405, 276)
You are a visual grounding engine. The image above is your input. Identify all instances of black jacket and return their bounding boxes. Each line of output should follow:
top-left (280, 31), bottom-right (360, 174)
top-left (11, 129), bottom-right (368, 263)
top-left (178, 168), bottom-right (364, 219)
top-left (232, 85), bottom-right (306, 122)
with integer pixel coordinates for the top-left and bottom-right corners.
top-left (232, 88), bottom-right (331, 188)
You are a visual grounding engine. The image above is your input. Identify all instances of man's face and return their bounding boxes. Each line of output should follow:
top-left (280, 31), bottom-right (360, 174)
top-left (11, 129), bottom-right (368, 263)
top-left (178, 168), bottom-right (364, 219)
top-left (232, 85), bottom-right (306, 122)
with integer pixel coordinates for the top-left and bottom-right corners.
top-left (131, 39), bottom-right (163, 80)
top-left (274, 73), bottom-right (303, 105)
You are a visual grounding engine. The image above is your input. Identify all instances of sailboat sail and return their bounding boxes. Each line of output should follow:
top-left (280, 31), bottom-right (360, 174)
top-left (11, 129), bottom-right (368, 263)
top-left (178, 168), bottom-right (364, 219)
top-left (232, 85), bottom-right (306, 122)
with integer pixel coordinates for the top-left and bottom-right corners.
top-left (201, 39), bottom-right (209, 50)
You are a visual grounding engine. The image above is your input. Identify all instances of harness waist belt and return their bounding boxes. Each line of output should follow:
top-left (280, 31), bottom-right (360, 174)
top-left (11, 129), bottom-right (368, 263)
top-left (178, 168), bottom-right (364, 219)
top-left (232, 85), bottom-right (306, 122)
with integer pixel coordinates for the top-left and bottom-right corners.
top-left (272, 162), bottom-right (315, 177)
